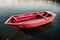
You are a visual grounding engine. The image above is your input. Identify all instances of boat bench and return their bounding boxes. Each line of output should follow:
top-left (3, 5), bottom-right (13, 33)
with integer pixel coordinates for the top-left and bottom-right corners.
top-left (12, 14), bottom-right (36, 22)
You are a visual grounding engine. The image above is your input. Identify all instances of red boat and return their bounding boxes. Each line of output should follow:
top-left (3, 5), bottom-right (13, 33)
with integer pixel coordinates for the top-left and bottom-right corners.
top-left (5, 11), bottom-right (56, 29)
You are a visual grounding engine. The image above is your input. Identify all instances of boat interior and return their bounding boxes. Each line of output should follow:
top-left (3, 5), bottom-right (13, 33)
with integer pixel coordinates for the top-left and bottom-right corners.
top-left (8, 12), bottom-right (52, 23)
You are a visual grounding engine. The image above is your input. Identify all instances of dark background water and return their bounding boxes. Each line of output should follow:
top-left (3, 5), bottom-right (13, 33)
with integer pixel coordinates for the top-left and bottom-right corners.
top-left (0, 0), bottom-right (60, 40)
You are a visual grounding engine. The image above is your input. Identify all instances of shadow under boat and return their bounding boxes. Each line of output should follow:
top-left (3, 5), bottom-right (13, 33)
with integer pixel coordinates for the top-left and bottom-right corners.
top-left (9, 22), bottom-right (53, 40)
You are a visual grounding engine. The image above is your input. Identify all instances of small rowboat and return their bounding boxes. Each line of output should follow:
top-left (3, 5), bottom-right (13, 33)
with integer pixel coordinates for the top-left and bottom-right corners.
top-left (5, 11), bottom-right (56, 29)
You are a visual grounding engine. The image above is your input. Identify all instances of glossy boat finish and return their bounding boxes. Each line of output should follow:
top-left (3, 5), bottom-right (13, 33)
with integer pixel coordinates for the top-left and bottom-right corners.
top-left (5, 11), bottom-right (56, 29)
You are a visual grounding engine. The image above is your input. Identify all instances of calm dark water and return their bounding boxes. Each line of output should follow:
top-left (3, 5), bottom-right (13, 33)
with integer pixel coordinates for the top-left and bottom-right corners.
top-left (0, 0), bottom-right (60, 40)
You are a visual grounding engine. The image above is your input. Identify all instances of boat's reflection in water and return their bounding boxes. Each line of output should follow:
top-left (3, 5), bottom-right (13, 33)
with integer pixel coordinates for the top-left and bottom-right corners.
top-left (10, 22), bottom-right (53, 40)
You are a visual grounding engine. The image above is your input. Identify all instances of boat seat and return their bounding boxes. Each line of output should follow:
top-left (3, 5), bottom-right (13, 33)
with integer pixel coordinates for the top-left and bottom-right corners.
top-left (42, 12), bottom-right (48, 16)
top-left (12, 14), bottom-right (36, 23)
top-left (46, 14), bottom-right (52, 17)
top-left (33, 13), bottom-right (44, 19)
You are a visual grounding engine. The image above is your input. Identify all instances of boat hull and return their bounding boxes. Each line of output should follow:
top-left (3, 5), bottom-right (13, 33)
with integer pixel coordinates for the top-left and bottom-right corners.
top-left (11, 16), bottom-right (55, 29)
top-left (5, 11), bottom-right (56, 29)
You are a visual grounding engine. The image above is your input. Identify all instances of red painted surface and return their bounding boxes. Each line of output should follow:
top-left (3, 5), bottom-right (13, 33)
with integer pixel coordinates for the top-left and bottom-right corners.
top-left (5, 11), bottom-right (56, 29)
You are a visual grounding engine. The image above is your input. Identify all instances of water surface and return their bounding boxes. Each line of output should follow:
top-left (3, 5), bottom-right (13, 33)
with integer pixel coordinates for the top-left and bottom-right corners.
top-left (0, 0), bottom-right (60, 40)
